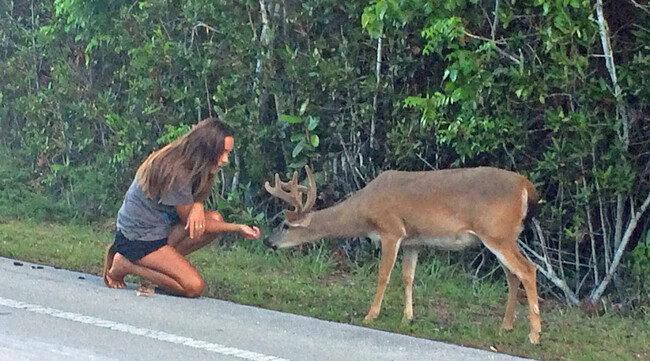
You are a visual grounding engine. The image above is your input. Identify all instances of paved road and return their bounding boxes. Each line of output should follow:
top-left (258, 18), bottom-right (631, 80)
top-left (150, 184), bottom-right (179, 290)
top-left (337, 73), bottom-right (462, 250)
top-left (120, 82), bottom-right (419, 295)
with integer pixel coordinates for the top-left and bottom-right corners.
top-left (0, 256), bottom-right (537, 361)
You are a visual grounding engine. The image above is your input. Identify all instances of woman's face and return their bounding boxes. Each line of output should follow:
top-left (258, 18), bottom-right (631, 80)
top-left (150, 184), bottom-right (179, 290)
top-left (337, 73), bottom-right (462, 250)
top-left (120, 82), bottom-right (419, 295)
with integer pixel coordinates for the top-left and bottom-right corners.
top-left (213, 136), bottom-right (234, 173)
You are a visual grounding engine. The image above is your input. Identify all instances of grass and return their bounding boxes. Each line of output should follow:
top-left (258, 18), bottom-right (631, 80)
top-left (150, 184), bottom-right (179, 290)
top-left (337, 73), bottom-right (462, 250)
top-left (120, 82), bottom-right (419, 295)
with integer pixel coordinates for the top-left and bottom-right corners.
top-left (0, 218), bottom-right (648, 361)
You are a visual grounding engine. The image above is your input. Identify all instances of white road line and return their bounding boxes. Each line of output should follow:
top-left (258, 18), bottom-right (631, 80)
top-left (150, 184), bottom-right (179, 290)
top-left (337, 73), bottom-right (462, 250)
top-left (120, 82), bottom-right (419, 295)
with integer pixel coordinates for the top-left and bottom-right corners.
top-left (0, 296), bottom-right (289, 361)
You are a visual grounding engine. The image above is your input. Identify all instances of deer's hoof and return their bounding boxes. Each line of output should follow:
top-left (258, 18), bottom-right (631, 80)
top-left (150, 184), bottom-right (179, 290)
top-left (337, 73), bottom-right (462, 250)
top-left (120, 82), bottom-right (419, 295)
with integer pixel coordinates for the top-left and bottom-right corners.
top-left (364, 312), bottom-right (378, 322)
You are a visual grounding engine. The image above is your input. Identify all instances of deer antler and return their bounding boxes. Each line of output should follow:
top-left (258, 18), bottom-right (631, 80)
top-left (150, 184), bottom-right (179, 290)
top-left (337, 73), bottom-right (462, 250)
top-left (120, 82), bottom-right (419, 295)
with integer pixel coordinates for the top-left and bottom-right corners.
top-left (265, 172), bottom-right (301, 212)
top-left (265, 165), bottom-right (317, 214)
top-left (301, 165), bottom-right (317, 213)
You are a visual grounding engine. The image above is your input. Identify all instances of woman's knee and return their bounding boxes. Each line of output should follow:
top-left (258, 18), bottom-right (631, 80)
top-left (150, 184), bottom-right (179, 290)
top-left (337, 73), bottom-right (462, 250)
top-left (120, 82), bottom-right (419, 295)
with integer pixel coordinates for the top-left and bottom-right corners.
top-left (183, 275), bottom-right (205, 298)
top-left (206, 210), bottom-right (223, 223)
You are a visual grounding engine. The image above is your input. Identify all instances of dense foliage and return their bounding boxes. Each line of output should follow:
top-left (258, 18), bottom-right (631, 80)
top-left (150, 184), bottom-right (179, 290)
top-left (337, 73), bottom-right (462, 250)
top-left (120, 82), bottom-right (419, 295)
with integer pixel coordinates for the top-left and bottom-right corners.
top-left (1, 0), bottom-right (649, 305)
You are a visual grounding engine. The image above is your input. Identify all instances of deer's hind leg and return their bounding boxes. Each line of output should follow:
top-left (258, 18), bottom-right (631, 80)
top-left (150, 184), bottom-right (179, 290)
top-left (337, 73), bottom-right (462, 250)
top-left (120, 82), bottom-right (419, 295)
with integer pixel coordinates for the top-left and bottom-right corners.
top-left (402, 247), bottom-right (419, 321)
top-left (365, 233), bottom-right (403, 321)
top-left (500, 265), bottom-right (521, 331)
top-left (486, 238), bottom-right (541, 344)
top-left (507, 249), bottom-right (541, 344)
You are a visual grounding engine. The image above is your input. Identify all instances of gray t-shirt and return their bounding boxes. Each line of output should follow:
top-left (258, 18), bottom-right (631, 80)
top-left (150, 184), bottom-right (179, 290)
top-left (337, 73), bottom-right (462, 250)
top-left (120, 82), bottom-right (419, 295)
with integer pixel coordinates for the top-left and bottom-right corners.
top-left (116, 177), bottom-right (194, 241)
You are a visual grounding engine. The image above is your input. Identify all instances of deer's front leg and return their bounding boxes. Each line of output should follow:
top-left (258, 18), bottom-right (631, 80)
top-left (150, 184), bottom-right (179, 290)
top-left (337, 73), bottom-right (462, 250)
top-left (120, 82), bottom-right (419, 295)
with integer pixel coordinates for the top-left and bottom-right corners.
top-left (402, 247), bottom-right (419, 321)
top-left (365, 234), bottom-right (403, 321)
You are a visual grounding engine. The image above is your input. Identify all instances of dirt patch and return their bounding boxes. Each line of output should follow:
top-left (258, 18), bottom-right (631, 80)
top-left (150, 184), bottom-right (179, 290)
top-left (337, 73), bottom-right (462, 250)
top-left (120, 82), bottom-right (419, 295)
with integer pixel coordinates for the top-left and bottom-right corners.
top-left (92, 217), bottom-right (116, 233)
top-left (633, 351), bottom-right (650, 360)
top-left (319, 269), bottom-right (352, 287)
top-left (424, 299), bottom-right (454, 329)
top-left (204, 281), bottom-right (236, 300)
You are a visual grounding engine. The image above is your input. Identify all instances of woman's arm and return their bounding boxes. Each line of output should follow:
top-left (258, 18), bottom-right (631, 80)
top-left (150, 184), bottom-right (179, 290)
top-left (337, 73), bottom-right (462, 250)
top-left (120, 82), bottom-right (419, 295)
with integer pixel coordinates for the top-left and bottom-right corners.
top-left (177, 202), bottom-right (205, 239)
top-left (203, 211), bottom-right (260, 238)
top-left (176, 204), bottom-right (261, 239)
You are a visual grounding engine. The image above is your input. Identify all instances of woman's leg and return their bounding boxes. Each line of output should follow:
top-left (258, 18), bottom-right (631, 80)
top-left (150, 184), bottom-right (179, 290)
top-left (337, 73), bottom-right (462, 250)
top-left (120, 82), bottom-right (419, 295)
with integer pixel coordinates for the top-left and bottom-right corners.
top-left (106, 245), bottom-right (205, 297)
top-left (104, 210), bottom-right (225, 296)
top-left (167, 210), bottom-right (224, 256)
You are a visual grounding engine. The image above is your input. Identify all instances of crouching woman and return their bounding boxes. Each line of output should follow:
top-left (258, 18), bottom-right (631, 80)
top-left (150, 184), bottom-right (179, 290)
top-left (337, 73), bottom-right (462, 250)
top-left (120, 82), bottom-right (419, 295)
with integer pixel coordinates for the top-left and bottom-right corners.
top-left (103, 117), bottom-right (261, 297)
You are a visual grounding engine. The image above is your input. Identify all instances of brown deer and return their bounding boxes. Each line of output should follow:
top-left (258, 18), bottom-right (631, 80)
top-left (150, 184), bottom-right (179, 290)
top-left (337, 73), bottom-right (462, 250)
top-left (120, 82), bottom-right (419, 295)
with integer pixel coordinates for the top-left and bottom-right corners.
top-left (264, 166), bottom-right (541, 343)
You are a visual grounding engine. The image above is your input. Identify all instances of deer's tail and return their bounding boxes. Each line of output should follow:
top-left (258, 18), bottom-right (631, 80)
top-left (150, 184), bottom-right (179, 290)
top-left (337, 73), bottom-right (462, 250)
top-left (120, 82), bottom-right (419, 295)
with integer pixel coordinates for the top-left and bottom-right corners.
top-left (523, 180), bottom-right (539, 224)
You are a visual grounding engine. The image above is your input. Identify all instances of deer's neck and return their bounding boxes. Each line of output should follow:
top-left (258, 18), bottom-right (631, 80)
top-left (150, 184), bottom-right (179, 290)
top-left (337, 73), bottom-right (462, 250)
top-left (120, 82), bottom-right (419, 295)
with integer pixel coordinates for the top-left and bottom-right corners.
top-left (306, 198), bottom-right (369, 240)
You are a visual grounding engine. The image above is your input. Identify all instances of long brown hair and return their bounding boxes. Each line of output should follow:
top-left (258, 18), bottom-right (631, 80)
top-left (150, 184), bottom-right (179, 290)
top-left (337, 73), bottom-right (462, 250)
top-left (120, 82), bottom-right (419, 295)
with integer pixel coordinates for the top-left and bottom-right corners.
top-left (136, 117), bottom-right (233, 202)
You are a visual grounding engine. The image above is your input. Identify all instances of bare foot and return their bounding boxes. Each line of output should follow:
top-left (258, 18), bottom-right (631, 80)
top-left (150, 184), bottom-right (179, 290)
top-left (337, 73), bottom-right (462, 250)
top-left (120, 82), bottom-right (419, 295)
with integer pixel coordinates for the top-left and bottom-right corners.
top-left (106, 252), bottom-right (131, 289)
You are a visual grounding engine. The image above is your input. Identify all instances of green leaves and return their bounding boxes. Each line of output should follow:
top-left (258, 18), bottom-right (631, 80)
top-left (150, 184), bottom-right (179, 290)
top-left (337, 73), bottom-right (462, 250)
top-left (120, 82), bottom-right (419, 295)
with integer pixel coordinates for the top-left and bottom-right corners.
top-left (309, 134), bottom-right (320, 147)
top-left (281, 113), bottom-right (320, 159)
top-left (361, 0), bottom-right (404, 38)
top-left (157, 124), bottom-right (191, 144)
top-left (421, 17), bottom-right (465, 55)
top-left (281, 114), bottom-right (302, 124)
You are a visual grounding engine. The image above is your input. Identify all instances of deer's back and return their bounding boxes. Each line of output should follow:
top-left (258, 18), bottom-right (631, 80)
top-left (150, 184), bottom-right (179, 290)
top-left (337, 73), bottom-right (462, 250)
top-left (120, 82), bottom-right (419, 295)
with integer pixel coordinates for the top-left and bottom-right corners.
top-left (355, 167), bottom-right (534, 240)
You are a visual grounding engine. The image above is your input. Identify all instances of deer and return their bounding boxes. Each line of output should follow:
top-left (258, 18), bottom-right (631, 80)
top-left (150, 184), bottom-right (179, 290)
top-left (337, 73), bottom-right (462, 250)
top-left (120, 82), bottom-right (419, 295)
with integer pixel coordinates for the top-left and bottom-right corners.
top-left (264, 165), bottom-right (542, 344)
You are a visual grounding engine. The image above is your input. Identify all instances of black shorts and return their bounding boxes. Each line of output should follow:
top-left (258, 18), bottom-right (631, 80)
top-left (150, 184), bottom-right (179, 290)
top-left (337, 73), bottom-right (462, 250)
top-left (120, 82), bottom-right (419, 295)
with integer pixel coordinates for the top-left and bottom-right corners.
top-left (113, 230), bottom-right (168, 262)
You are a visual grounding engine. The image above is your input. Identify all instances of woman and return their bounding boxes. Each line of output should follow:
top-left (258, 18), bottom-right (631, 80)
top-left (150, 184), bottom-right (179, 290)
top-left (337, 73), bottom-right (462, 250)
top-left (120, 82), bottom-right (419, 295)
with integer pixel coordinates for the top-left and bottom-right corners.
top-left (103, 117), bottom-right (261, 297)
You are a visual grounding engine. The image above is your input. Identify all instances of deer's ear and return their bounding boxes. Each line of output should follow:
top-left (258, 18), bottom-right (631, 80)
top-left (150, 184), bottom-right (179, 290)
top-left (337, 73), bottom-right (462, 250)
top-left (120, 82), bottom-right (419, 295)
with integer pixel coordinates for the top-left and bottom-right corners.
top-left (285, 211), bottom-right (312, 227)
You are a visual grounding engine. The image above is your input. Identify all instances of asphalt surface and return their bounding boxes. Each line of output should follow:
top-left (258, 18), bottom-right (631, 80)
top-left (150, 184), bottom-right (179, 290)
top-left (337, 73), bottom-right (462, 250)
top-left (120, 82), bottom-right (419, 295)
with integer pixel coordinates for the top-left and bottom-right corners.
top-left (0, 256), bottom-right (538, 361)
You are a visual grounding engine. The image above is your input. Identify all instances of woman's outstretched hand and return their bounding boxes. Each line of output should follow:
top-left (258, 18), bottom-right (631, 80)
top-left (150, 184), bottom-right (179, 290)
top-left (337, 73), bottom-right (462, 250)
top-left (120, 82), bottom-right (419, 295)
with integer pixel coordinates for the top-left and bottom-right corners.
top-left (239, 225), bottom-right (261, 240)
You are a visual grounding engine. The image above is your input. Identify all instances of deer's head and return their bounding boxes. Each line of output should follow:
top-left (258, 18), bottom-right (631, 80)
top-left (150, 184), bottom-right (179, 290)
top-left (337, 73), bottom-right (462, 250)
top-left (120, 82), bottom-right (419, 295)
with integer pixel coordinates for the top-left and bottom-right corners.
top-left (264, 165), bottom-right (317, 250)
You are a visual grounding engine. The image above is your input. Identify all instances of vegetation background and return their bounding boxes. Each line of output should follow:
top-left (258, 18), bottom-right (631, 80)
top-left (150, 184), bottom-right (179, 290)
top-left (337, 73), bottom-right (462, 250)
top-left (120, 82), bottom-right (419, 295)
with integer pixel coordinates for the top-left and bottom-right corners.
top-left (1, 0), bottom-right (649, 359)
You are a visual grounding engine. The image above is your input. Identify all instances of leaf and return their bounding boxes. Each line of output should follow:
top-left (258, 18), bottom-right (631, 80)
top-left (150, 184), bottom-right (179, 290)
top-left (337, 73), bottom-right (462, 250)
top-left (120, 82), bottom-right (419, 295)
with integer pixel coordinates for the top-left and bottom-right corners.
top-left (310, 134), bottom-right (320, 147)
top-left (288, 161), bottom-right (307, 168)
top-left (376, 1), bottom-right (388, 20)
top-left (404, 96), bottom-right (426, 108)
top-left (451, 88), bottom-right (463, 102)
top-left (361, 12), bottom-right (371, 28)
top-left (307, 116), bottom-right (319, 131)
top-left (290, 134), bottom-right (304, 142)
top-left (281, 114), bottom-right (302, 124)
top-left (292, 142), bottom-right (305, 158)
top-left (299, 98), bottom-right (310, 115)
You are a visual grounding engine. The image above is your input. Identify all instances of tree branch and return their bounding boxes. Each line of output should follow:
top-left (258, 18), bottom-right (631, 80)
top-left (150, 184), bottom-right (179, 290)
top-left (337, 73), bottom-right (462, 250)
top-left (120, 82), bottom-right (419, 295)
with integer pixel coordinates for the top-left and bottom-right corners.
top-left (464, 31), bottom-right (521, 65)
top-left (252, 0), bottom-right (271, 95)
top-left (595, 0), bottom-right (630, 148)
top-left (589, 189), bottom-right (650, 303)
top-left (518, 219), bottom-right (580, 305)
top-left (628, 0), bottom-right (650, 15)
top-left (491, 0), bottom-right (500, 40)
top-left (371, 31), bottom-right (382, 150)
